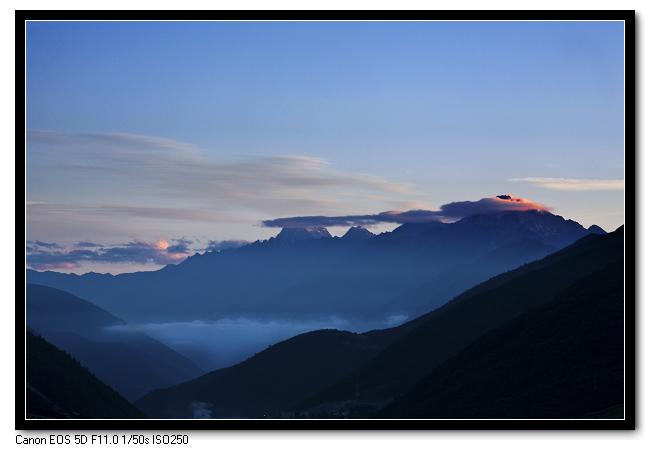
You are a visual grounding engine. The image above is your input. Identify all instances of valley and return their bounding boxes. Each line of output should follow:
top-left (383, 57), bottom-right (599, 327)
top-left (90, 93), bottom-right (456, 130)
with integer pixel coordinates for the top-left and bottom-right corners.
top-left (23, 210), bottom-right (626, 421)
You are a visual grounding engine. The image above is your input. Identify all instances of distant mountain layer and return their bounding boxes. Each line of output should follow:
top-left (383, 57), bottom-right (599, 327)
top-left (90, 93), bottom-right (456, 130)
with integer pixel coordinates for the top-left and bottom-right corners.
top-left (26, 210), bottom-right (603, 327)
top-left (26, 284), bottom-right (205, 402)
top-left (135, 226), bottom-right (624, 419)
top-left (26, 331), bottom-right (147, 419)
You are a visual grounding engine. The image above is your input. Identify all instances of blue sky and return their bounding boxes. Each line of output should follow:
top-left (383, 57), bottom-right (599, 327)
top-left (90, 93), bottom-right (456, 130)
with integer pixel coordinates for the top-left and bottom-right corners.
top-left (25, 20), bottom-right (626, 274)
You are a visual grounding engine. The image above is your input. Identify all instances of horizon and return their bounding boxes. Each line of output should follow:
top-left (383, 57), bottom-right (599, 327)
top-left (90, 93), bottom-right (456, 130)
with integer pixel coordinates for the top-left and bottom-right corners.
top-left (26, 203), bottom-right (619, 276)
top-left (25, 20), bottom-right (625, 275)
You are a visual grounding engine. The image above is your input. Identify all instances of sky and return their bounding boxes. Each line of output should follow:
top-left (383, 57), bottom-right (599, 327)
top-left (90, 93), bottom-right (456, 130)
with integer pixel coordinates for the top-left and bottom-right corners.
top-left (9, 4), bottom-right (648, 448)
top-left (24, 19), bottom-right (626, 274)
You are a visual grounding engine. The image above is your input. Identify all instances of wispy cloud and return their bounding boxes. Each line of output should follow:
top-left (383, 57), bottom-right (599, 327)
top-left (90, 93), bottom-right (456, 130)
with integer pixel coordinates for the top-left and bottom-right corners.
top-left (27, 130), bottom-right (419, 223)
top-left (261, 195), bottom-right (551, 228)
top-left (510, 177), bottom-right (624, 191)
top-left (34, 240), bottom-right (62, 249)
top-left (73, 241), bottom-right (104, 248)
top-left (27, 130), bottom-right (197, 153)
top-left (94, 205), bottom-right (239, 224)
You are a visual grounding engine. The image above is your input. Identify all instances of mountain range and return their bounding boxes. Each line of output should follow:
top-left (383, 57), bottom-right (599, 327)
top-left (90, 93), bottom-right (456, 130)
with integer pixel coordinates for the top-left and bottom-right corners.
top-left (23, 208), bottom-right (624, 420)
top-left (133, 225), bottom-right (623, 419)
top-left (26, 209), bottom-right (605, 329)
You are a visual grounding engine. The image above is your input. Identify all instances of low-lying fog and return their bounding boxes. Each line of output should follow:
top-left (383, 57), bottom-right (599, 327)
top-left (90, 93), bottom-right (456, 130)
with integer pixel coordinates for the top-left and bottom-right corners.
top-left (106, 314), bottom-right (408, 372)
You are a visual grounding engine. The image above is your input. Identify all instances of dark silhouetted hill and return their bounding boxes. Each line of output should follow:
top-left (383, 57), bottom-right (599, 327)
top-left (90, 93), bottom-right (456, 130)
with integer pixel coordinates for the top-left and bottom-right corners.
top-left (134, 328), bottom-right (414, 419)
top-left (377, 259), bottom-right (623, 418)
top-left (26, 330), bottom-right (147, 419)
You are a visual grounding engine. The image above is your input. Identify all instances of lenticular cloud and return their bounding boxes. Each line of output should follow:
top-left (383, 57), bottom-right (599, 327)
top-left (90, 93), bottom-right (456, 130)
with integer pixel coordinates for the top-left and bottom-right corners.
top-left (260, 210), bottom-right (442, 228)
top-left (261, 195), bottom-right (552, 228)
top-left (437, 195), bottom-right (551, 220)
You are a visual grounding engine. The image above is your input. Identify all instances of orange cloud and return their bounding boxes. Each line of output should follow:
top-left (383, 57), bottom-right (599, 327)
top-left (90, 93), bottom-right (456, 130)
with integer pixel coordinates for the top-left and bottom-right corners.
top-left (493, 195), bottom-right (552, 212)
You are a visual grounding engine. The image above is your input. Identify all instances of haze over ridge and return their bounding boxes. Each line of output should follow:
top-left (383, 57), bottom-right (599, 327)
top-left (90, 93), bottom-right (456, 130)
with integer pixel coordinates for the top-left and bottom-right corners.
top-left (27, 207), bottom-right (606, 372)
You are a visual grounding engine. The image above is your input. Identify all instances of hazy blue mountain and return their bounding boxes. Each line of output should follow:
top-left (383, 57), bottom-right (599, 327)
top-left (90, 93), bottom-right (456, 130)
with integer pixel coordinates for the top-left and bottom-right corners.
top-left (26, 284), bottom-right (205, 402)
top-left (26, 330), bottom-right (147, 419)
top-left (26, 211), bottom-right (602, 329)
top-left (135, 226), bottom-right (623, 419)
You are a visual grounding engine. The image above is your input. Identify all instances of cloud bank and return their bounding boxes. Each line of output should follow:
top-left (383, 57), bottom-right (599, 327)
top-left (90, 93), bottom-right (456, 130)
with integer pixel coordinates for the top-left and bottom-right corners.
top-left (26, 238), bottom-right (192, 270)
top-left (261, 195), bottom-right (551, 228)
top-left (106, 316), bottom-right (353, 372)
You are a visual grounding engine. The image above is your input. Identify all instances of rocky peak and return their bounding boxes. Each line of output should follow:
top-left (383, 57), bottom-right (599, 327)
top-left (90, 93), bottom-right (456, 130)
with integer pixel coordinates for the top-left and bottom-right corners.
top-left (275, 227), bottom-right (332, 243)
top-left (341, 226), bottom-right (375, 240)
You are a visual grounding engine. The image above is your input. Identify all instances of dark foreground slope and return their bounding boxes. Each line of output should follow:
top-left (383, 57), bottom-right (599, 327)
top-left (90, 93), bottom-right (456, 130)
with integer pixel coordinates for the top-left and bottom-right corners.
top-left (26, 331), bottom-right (146, 419)
top-left (377, 259), bottom-right (624, 418)
top-left (26, 284), bottom-right (204, 402)
top-left (292, 226), bottom-right (624, 415)
top-left (134, 327), bottom-right (418, 419)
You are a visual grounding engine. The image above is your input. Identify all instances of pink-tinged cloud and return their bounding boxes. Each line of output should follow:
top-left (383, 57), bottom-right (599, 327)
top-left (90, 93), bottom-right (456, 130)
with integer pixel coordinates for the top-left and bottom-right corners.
top-left (26, 237), bottom-right (194, 270)
top-left (261, 195), bottom-right (552, 228)
top-left (437, 195), bottom-right (552, 220)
